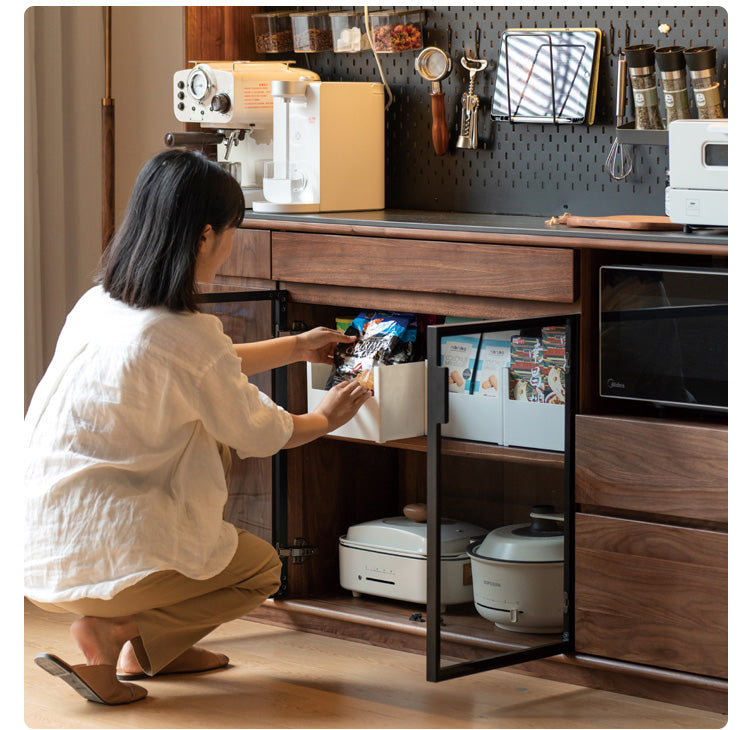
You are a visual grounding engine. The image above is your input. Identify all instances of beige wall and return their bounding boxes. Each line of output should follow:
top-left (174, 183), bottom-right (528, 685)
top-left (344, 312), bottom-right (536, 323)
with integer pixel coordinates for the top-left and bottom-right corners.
top-left (24, 6), bottom-right (184, 408)
top-left (112, 6), bottom-right (185, 222)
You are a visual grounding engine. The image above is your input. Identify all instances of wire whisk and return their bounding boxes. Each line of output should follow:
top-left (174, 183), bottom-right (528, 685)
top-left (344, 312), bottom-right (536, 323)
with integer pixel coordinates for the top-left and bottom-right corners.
top-left (606, 54), bottom-right (633, 180)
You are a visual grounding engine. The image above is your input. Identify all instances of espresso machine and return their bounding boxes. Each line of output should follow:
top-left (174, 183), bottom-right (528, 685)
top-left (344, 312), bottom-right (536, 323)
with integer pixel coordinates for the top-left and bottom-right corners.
top-left (169, 61), bottom-right (385, 212)
top-left (169, 61), bottom-right (319, 206)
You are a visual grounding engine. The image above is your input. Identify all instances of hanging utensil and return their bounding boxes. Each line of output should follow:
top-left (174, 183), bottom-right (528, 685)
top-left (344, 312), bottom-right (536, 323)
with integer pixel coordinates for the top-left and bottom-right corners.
top-left (456, 54), bottom-right (487, 149)
top-left (605, 53), bottom-right (633, 180)
top-left (415, 46), bottom-right (452, 156)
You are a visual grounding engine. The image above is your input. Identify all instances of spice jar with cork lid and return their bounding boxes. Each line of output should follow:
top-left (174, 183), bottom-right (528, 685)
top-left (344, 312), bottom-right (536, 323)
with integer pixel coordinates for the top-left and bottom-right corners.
top-left (625, 44), bottom-right (664, 130)
top-left (684, 45), bottom-right (724, 119)
top-left (655, 46), bottom-right (691, 124)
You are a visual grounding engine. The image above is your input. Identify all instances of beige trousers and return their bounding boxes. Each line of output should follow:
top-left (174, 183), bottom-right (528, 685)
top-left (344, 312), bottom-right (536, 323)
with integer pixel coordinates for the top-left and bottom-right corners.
top-left (34, 528), bottom-right (282, 675)
top-left (31, 445), bottom-right (281, 675)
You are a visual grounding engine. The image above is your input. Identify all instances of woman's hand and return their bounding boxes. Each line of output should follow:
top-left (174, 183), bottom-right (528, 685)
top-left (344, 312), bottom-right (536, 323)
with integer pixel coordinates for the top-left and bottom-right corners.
top-left (284, 379), bottom-right (371, 449)
top-left (293, 327), bottom-right (356, 365)
top-left (314, 379), bottom-right (371, 432)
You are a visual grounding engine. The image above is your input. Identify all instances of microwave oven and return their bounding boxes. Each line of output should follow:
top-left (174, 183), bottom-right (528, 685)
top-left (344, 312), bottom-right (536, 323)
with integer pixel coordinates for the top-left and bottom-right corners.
top-left (599, 265), bottom-right (728, 412)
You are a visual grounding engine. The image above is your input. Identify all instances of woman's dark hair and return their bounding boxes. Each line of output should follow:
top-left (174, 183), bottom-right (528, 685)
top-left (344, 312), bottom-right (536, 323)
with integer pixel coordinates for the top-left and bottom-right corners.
top-left (98, 148), bottom-right (245, 311)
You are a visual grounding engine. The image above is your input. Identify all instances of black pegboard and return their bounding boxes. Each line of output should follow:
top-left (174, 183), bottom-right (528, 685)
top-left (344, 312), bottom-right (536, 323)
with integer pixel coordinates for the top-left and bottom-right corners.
top-left (279, 6), bottom-right (728, 217)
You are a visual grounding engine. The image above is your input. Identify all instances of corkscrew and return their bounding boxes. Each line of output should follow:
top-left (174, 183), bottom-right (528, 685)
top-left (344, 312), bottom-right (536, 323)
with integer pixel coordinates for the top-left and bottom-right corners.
top-left (456, 54), bottom-right (487, 150)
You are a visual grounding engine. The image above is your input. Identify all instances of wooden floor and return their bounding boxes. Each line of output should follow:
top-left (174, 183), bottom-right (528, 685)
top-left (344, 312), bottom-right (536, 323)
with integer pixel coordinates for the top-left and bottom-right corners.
top-left (23, 599), bottom-right (726, 729)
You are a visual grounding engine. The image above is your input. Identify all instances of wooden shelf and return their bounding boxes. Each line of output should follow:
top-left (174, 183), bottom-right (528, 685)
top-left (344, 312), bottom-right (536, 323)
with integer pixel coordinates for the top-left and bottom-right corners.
top-left (326, 434), bottom-right (565, 467)
top-left (249, 592), bottom-right (560, 659)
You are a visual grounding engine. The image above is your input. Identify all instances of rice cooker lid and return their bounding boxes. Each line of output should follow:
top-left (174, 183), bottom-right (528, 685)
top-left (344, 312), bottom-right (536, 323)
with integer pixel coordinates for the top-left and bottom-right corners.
top-left (471, 508), bottom-right (564, 563)
top-left (341, 517), bottom-right (487, 557)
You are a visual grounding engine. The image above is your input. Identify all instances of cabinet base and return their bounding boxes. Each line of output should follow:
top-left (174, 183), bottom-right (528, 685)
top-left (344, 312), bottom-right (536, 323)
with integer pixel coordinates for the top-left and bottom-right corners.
top-left (244, 594), bottom-right (727, 714)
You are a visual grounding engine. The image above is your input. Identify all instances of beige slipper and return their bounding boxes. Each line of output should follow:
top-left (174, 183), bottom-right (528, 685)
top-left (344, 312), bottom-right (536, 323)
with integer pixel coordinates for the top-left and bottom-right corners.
top-left (117, 646), bottom-right (229, 680)
top-left (34, 653), bottom-right (147, 705)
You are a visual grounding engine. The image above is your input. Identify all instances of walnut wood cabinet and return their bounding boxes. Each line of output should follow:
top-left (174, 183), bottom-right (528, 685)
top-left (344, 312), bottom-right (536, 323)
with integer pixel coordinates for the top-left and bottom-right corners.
top-left (211, 217), bottom-right (728, 713)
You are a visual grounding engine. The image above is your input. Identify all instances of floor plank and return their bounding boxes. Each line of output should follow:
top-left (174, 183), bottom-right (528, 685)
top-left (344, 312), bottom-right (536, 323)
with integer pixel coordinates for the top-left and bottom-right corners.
top-left (23, 599), bottom-right (726, 729)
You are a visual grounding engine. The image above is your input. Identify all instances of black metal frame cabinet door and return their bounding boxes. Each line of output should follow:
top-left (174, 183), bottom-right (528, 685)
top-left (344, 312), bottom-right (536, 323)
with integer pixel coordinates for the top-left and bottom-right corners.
top-left (197, 287), bottom-right (291, 595)
top-left (426, 314), bottom-right (578, 681)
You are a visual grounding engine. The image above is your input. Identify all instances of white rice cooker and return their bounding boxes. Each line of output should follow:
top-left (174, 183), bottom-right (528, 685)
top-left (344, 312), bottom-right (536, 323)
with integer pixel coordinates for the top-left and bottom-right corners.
top-left (467, 506), bottom-right (564, 633)
top-left (339, 504), bottom-right (487, 605)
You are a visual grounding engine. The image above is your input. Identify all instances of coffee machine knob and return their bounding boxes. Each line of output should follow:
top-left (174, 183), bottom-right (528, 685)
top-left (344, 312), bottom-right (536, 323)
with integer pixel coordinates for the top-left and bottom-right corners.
top-left (210, 94), bottom-right (231, 114)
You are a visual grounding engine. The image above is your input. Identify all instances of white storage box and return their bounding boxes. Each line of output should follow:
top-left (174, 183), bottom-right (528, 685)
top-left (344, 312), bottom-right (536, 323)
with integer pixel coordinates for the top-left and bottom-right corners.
top-left (502, 368), bottom-right (565, 451)
top-left (339, 516), bottom-right (487, 605)
top-left (306, 361), bottom-right (427, 443)
top-left (441, 329), bottom-right (516, 445)
top-left (442, 393), bottom-right (503, 444)
top-left (442, 368), bottom-right (565, 451)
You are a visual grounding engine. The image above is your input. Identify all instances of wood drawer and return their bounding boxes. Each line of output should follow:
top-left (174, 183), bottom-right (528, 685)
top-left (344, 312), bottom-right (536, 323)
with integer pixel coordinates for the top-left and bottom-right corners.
top-left (575, 415), bottom-right (727, 524)
top-left (271, 232), bottom-right (576, 302)
top-left (575, 513), bottom-right (727, 678)
top-left (218, 228), bottom-right (271, 279)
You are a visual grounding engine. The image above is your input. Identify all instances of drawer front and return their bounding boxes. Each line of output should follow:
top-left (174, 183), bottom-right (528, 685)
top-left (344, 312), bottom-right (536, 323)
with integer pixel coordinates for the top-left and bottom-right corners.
top-left (218, 229), bottom-right (271, 279)
top-left (575, 513), bottom-right (727, 678)
top-left (271, 232), bottom-right (576, 302)
top-left (575, 415), bottom-right (727, 523)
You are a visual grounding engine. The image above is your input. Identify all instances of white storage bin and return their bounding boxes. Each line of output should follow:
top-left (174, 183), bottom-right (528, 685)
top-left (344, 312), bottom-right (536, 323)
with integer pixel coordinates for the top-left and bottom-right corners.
top-left (442, 392), bottom-right (503, 444)
top-left (440, 328), bottom-right (515, 445)
top-left (306, 361), bottom-right (427, 443)
top-left (501, 368), bottom-right (565, 451)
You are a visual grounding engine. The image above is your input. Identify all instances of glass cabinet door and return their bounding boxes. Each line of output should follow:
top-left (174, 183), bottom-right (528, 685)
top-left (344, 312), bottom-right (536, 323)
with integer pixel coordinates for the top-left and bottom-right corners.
top-left (197, 286), bottom-right (291, 592)
top-left (425, 315), bottom-right (578, 681)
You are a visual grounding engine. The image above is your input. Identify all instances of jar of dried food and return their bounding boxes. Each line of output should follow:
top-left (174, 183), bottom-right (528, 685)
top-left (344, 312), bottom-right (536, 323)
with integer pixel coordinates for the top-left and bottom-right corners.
top-left (684, 45), bottom-right (724, 119)
top-left (290, 10), bottom-right (333, 53)
top-left (368, 8), bottom-right (425, 53)
top-left (655, 46), bottom-right (691, 124)
top-left (329, 11), bottom-right (370, 52)
top-left (625, 45), bottom-right (664, 130)
top-left (252, 12), bottom-right (293, 54)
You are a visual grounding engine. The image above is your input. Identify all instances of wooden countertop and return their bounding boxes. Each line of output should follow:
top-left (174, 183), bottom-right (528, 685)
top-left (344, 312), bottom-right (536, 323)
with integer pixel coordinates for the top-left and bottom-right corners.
top-left (242, 209), bottom-right (728, 257)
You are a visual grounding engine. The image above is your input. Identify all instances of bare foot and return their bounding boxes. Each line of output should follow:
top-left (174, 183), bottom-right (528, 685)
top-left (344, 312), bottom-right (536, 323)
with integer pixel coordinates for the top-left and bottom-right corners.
top-left (70, 616), bottom-right (140, 667)
top-left (117, 640), bottom-right (143, 676)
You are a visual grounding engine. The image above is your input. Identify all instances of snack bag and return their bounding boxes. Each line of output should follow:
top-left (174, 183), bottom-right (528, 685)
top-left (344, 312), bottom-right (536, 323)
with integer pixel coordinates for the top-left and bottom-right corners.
top-left (509, 336), bottom-right (546, 402)
top-left (326, 310), bottom-right (418, 391)
top-left (542, 326), bottom-right (567, 404)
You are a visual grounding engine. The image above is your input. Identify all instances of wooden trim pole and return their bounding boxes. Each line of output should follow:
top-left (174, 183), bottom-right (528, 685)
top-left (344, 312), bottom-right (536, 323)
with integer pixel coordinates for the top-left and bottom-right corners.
top-left (102, 6), bottom-right (115, 250)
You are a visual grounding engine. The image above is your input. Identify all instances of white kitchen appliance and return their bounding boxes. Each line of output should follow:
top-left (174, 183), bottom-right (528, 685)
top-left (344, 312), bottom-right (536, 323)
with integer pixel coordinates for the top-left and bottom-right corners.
top-left (665, 119), bottom-right (728, 227)
top-left (467, 507), bottom-right (564, 633)
top-left (170, 61), bottom-right (385, 212)
top-left (172, 61), bottom-right (319, 207)
top-left (254, 78), bottom-right (385, 213)
top-left (339, 507), bottom-right (487, 605)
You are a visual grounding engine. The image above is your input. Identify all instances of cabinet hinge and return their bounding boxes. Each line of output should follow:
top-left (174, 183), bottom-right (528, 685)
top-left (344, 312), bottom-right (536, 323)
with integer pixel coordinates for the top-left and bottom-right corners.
top-left (276, 537), bottom-right (318, 564)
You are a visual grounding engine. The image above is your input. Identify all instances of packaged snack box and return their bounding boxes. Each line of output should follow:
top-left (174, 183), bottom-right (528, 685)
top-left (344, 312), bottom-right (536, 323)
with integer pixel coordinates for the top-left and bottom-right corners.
top-left (473, 331), bottom-right (516, 397)
top-left (441, 335), bottom-right (480, 394)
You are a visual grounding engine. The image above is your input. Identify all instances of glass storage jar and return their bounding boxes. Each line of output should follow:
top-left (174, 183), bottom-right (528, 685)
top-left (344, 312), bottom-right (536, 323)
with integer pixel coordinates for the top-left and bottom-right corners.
top-left (625, 44), bottom-right (664, 130)
top-left (290, 10), bottom-right (333, 53)
top-left (368, 9), bottom-right (425, 53)
top-left (252, 12), bottom-right (293, 54)
top-left (329, 11), bottom-right (370, 52)
top-left (684, 45), bottom-right (724, 119)
top-left (655, 46), bottom-right (691, 124)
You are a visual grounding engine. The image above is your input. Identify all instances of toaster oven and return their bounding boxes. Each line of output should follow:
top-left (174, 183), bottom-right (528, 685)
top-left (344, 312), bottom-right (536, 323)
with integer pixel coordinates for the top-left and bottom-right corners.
top-left (665, 119), bottom-right (727, 227)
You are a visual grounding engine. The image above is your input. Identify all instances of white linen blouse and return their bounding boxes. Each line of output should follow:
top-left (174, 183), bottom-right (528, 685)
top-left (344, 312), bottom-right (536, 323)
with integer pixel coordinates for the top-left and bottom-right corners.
top-left (24, 286), bottom-right (294, 603)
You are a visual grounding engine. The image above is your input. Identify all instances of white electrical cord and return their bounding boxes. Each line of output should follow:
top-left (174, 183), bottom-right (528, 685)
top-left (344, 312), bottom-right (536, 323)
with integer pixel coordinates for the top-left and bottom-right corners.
top-left (364, 5), bottom-right (394, 110)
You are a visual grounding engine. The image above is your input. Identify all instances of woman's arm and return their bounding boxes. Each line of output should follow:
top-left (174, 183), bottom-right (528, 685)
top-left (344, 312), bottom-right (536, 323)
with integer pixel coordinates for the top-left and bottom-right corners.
top-left (233, 327), bottom-right (355, 377)
top-left (283, 379), bottom-right (371, 449)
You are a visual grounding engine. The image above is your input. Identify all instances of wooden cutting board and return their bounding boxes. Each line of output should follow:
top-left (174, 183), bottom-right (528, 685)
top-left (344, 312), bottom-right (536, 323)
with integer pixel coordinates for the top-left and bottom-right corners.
top-left (561, 214), bottom-right (683, 231)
